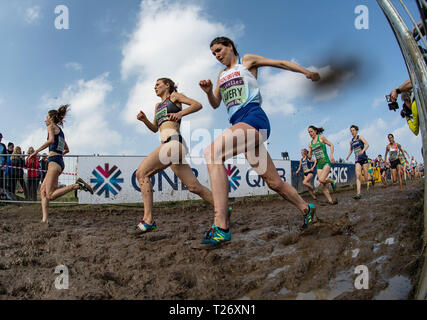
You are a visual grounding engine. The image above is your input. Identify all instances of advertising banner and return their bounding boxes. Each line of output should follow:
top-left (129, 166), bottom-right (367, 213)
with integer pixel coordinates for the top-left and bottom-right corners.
top-left (290, 161), bottom-right (356, 193)
top-left (77, 156), bottom-right (292, 204)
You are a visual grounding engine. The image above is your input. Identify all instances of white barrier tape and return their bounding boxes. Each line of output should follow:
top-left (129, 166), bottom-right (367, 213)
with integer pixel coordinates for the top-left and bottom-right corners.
top-left (0, 164), bottom-right (77, 176)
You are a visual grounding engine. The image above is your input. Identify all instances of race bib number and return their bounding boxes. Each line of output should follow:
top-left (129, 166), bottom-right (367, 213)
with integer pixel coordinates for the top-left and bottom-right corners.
top-left (156, 104), bottom-right (168, 125)
top-left (354, 146), bottom-right (363, 156)
top-left (313, 146), bottom-right (324, 160)
top-left (57, 136), bottom-right (65, 152)
top-left (220, 73), bottom-right (246, 109)
top-left (389, 150), bottom-right (398, 160)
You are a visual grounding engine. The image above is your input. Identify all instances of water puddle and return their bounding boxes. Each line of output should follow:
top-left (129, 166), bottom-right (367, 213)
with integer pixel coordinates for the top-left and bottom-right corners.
top-left (282, 269), bottom-right (355, 300)
top-left (373, 276), bottom-right (412, 300)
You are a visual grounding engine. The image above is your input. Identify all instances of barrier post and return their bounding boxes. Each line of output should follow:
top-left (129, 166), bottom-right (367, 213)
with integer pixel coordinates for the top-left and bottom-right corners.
top-left (377, 0), bottom-right (427, 300)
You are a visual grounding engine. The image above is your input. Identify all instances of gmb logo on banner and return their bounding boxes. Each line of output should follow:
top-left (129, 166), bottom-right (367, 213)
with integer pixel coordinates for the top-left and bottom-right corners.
top-left (90, 164), bottom-right (124, 198)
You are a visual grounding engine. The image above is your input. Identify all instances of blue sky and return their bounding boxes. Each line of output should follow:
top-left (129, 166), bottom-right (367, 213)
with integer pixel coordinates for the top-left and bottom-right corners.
top-left (0, 0), bottom-right (424, 163)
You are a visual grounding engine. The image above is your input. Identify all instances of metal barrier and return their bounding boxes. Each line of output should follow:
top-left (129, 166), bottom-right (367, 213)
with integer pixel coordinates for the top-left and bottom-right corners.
top-left (0, 153), bottom-right (78, 204)
top-left (377, 0), bottom-right (427, 300)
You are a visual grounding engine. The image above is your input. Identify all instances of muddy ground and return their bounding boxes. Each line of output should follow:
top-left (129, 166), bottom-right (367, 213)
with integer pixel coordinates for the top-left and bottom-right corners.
top-left (0, 180), bottom-right (424, 300)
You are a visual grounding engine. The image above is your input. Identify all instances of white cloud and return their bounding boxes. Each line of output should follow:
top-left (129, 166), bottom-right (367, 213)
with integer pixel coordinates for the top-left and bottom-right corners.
top-left (20, 73), bottom-right (124, 155)
top-left (120, 0), bottom-right (241, 133)
top-left (372, 96), bottom-right (385, 109)
top-left (25, 6), bottom-right (41, 24)
top-left (65, 62), bottom-right (83, 72)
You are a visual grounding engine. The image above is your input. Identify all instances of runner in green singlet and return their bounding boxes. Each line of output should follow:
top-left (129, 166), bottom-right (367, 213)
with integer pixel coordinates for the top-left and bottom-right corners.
top-left (308, 126), bottom-right (337, 205)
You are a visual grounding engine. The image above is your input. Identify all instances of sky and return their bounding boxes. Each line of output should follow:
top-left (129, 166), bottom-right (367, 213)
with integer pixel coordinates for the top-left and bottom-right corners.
top-left (0, 0), bottom-right (425, 163)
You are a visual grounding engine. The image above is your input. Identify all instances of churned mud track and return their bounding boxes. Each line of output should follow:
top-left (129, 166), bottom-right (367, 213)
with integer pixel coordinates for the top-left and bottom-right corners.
top-left (0, 180), bottom-right (424, 299)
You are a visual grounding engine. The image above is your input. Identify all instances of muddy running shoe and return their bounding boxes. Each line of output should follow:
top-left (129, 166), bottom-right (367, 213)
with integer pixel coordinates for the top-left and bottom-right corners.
top-left (328, 199), bottom-right (339, 205)
top-left (301, 203), bottom-right (316, 230)
top-left (76, 178), bottom-right (94, 195)
top-left (201, 225), bottom-right (231, 246)
top-left (353, 194), bottom-right (361, 200)
top-left (128, 220), bottom-right (157, 235)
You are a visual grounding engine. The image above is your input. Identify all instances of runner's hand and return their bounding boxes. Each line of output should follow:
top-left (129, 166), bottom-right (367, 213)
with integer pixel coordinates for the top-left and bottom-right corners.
top-left (306, 72), bottom-right (320, 82)
top-left (137, 111), bottom-right (147, 122)
top-left (167, 112), bottom-right (183, 122)
top-left (199, 80), bottom-right (213, 93)
top-left (28, 152), bottom-right (38, 160)
top-left (330, 157), bottom-right (335, 164)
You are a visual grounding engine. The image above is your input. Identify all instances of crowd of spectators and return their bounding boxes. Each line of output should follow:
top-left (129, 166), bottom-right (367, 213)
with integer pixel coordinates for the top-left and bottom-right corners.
top-left (0, 132), bottom-right (49, 201)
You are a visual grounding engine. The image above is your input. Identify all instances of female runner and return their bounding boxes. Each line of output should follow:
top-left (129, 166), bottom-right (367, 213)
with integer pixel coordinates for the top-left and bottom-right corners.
top-left (29, 105), bottom-right (93, 223)
top-left (198, 37), bottom-right (320, 246)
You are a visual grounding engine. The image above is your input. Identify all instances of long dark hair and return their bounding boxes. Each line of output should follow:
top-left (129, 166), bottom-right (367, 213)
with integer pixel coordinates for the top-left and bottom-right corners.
top-left (210, 37), bottom-right (239, 56)
top-left (157, 78), bottom-right (178, 94)
top-left (48, 104), bottom-right (69, 127)
top-left (309, 125), bottom-right (324, 135)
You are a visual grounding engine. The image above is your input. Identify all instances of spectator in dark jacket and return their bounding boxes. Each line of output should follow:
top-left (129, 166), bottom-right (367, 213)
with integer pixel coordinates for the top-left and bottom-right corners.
top-left (5, 142), bottom-right (14, 193)
top-left (10, 146), bottom-right (28, 199)
top-left (0, 133), bottom-right (6, 191)
top-left (40, 154), bottom-right (48, 183)
top-left (26, 146), bottom-right (40, 201)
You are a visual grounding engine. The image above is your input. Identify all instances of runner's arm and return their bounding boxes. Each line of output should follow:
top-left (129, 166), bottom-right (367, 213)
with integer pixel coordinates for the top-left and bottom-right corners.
top-left (29, 125), bottom-right (55, 160)
top-left (321, 136), bottom-right (335, 163)
top-left (36, 125), bottom-right (55, 154)
top-left (242, 54), bottom-right (320, 81)
top-left (199, 71), bottom-right (222, 109)
top-left (296, 160), bottom-right (302, 174)
top-left (359, 135), bottom-right (370, 154)
top-left (168, 92), bottom-right (202, 122)
top-left (310, 158), bottom-right (317, 171)
top-left (346, 140), bottom-right (353, 161)
top-left (62, 142), bottom-right (70, 156)
top-left (137, 107), bottom-right (158, 133)
top-left (308, 144), bottom-right (313, 160)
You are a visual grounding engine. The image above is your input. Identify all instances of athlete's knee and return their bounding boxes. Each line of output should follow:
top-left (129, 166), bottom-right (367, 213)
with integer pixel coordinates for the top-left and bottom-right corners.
top-left (136, 167), bottom-right (149, 182)
top-left (187, 183), bottom-right (202, 195)
top-left (319, 177), bottom-right (327, 184)
top-left (46, 191), bottom-right (56, 201)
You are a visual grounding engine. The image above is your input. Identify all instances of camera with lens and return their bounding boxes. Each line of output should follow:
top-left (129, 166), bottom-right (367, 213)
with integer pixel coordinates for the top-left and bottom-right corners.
top-left (386, 95), bottom-right (399, 111)
top-left (400, 105), bottom-right (413, 118)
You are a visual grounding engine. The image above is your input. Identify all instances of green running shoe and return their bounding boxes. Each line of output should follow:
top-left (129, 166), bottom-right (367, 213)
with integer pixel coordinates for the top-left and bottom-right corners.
top-left (201, 225), bottom-right (231, 246)
top-left (302, 203), bottom-right (316, 230)
top-left (76, 178), bottom-right (94, 194)
top-left (128, 220), bottom-right (158, 235)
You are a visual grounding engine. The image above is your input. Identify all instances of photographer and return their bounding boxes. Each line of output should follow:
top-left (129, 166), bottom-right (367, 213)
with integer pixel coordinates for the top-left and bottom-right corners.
top-left (388, 80), bottom-right (419, 136)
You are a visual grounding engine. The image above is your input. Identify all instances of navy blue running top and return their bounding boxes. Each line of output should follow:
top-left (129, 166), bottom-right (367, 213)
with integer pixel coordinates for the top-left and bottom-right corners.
top-left (48, 126), bottom-right (66, 154)
top-left (352, 135), bottom-right (367, 162)
top-left (155, 98), bottom-right (182, 127)
top-left (301, 157), bottom-right (313, 172)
